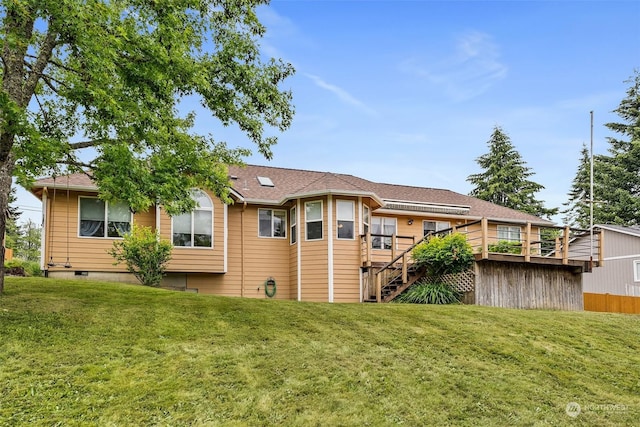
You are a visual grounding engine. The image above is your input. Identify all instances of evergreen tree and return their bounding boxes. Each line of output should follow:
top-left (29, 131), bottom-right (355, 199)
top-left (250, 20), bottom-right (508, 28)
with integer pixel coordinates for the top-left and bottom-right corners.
top-left (3, 188), bottom-right (21, 252)
top-left (467, 126), bottom-right (557, 219)
top-left (595, 70), bottom-right (640, 226)
top-left (562, 144), bottom-right (592, 228)
top-left (16, 219), bottom-right (41, 262)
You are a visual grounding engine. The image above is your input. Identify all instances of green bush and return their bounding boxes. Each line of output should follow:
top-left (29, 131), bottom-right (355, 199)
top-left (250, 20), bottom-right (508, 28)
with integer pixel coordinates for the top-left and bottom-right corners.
top-left (412, 233), bottom-right (474, 276)
top-left (4, 258), bottom-right (43, 277)
top-left (109, 225), bottom-right (172, 287)
top-left (488, 240), bottom-right (522, 254)
top-left (395, 280), bottom-right (461, 304)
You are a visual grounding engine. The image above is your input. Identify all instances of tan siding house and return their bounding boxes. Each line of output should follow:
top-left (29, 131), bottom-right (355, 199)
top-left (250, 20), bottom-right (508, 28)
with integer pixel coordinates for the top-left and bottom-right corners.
top-left (31, 164), bottom-right (553, 303)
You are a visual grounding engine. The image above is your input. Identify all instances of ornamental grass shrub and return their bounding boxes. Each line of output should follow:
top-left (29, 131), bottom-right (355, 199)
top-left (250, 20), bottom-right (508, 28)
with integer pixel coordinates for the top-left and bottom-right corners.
top-left (395, 280), bottom-right (461, 305)
top-left (4, 258), bottom-right (42, 277)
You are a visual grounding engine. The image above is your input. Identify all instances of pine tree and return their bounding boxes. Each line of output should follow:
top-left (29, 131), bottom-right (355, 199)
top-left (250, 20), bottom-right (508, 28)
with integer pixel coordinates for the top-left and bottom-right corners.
top-left (3, 188), bottom-right (21, 251)
top-left (596, 70), bottom-right (640, 225)
top-left (467, 126), bottom-right (557, 219)
top-left (562, 144), bottom-right (592, 228)
top-left (16, 219), bottom-right (41, 262)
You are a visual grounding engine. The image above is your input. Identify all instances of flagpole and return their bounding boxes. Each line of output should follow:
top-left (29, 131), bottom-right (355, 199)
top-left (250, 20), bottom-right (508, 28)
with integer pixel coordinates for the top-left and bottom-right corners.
top-left (590, 111), bottom-right (594, 270)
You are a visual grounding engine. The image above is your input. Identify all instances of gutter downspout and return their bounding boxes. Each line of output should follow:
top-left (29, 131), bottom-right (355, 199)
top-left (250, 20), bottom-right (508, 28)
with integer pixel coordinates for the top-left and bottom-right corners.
top-left (297, 199), bottom-right (301, 301)
top-left (155, 204), bottom-right (161, 232)
top-left (40, 188), bottom-right (48, 272)
top-left (358, 196), bottom-right (363, 303)
top-left (328, 195), bottom-right (334, 303)
top-left (241, 201), bottom-right (247, 298)
top-left (223, 203), bottom-right (228, 273)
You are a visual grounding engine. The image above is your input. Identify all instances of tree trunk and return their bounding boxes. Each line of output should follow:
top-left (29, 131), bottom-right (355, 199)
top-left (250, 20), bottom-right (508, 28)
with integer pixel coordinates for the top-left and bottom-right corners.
top-left (0, 155), bottom-right (16, 293)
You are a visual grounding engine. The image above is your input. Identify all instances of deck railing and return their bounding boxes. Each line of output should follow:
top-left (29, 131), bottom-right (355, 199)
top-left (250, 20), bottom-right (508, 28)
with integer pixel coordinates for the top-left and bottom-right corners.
top-left (460, 218), bottom-right (604, 266)
top-left (359, 233), bottom-right (416, 267)
top-left (360, 218), bottom-right (604, 302)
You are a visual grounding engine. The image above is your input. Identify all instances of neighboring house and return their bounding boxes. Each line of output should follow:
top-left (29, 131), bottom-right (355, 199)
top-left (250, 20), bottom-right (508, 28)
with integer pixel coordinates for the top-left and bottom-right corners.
top-left (31, 164), bottom-right (590, 305)
top-left (578, 224), bottom-right (640, 314)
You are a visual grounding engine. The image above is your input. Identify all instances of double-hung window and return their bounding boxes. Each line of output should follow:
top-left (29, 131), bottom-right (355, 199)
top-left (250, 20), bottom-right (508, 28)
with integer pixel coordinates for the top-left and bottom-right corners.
top-left (423, 220), bottom-right (451, 236)
top-left (371, 217), bottom-right (396, 249)
top-left (497, 225), bottom-right (521, 242)
top-left (305, 201), bottom-right (323, 240)
top-left (259, 209), bottom-right (286, 238)
top-left (336, 200), bottom-right (355, 239)
top-left (172, 190), bottom-right (213, 247)
top-left (79, 197), bottom-right (131, 238)
top-left (363, 205), bottom-right (370, 235)
top-left (290, 207), bottom-right (297, 244)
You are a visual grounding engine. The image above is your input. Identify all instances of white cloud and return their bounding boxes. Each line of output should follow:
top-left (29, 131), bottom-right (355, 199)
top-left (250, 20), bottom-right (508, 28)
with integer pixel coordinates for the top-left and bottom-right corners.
top-left (401, 31), bottom-right (508, 102)
top-left (305, 73), bottom-right (379, 117)
top-left (258, 6), bottom-right (298, 39)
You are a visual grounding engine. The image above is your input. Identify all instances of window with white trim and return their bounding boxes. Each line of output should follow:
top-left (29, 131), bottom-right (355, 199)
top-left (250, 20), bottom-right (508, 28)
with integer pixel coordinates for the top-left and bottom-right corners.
top-left (172, 190), bottom-right (213, 247)
top-left (363, 205), bottom-right (370, 235)
top-left (305, 201), bottom-right (323, 240)
top-left (259, 209), bottom-right (286, 238)
top-left (337, 200), bottom-right (355, 239)
top-left (634, 260), bottom-right (640, 282)
top-left (497, 225), bottom-right (521, 242)
top-left (290, 206), bottom-right (297, 244)
top-left (371, 217), bottom-right (397, 250)
top-left (79, 197), bottom-right (131, 238)
top-left (423, 220), bottom-right (451, 236)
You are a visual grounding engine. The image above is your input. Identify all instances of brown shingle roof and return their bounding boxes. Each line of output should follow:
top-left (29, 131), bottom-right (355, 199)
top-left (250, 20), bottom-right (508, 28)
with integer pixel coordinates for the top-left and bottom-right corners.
top-left (31, 164), bottom-right (552, 224)
top-left (228, 165), bottom-right (551, 224)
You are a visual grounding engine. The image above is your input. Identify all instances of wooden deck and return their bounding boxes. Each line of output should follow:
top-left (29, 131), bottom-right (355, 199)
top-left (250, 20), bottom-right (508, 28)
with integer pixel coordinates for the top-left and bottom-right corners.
top-left (360, 218), bottom-right (604, 303)
top-left (474, 253), bottom-right (599, 273)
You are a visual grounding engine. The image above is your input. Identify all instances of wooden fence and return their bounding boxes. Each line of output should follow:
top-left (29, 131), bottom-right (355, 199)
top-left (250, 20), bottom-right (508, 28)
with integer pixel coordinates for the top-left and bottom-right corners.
top-left (475, 260), bottom-right (583, 310)
top-left (584, 293), bottom-right (640, 314)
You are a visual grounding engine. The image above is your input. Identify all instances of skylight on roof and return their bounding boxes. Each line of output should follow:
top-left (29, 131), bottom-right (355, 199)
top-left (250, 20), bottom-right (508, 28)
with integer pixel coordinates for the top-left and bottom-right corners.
top-left (257, 176), bottom-right (274, 187)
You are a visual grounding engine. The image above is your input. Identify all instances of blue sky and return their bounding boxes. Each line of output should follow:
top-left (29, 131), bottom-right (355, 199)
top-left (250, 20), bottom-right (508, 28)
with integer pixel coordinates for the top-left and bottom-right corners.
top-left (15, 0), bottom-right (640, 225)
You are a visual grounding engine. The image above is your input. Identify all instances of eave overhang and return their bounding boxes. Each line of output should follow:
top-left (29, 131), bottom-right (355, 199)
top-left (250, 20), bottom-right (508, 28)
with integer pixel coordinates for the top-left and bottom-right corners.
top-left (231, 189), bottom-right (385, 209)
top-left (379, 199), bottom-right (471, 216)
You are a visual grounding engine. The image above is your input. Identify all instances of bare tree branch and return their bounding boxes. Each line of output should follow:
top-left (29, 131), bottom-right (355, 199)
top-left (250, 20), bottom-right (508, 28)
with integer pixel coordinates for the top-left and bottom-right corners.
top-left (58, 158), bottom-right (94, 169)
top-left (22, 22), bottom-right (59, 107)
top-left (39, 74), bottom-right (64, 95)
top-left (69, 139), bottom-right (113, 150)
top-left (25, 53), bottom-right (80, 75)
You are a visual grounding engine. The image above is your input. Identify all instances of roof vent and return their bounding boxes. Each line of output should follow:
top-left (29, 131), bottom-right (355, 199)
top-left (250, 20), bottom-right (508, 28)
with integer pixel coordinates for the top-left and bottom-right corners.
top-left (257, 176), bottom-right (274, 187)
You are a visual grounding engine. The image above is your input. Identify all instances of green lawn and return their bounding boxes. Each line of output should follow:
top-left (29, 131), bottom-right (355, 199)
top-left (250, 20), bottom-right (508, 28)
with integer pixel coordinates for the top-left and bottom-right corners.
top-left (1, 277), bottom-right (638, 426)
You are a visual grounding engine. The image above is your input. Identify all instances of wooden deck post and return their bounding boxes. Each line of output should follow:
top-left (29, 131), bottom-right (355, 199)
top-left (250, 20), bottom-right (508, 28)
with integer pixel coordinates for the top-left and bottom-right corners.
top-left (554, 237), bottom-right (561, 259)
top-left (391, 234), bottom-right (397, 262)
top-left (481, 217), bottom-right (489, 259)
top-left (365, 232), bottom-right (372, 267)
top-left (402, 253), bottom-right (408, 284)
top-left (375, 272), bottom-right (382, 303)
top-left (524, 222), bottom-right (531, 262)
top-left (562, 226), bottom-right (570, 265)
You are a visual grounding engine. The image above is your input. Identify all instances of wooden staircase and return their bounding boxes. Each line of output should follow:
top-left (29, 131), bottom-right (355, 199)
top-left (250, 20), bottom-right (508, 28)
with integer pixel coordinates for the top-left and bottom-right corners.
top-left (365, 233), bottom-right (433, 303)
top-left (379, 263), bottom-right (424, 302)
